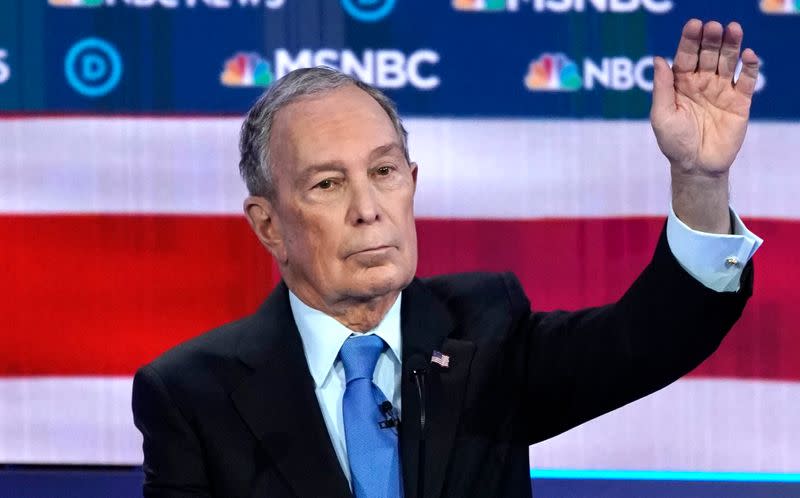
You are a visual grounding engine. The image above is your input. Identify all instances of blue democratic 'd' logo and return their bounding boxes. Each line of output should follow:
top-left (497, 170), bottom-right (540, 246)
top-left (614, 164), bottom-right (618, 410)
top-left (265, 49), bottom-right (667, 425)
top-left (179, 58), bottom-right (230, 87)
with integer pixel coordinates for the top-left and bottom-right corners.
top-left (341, 0), bottom-right (395, 22)
top-left (64, 37), bottom-right (123, 97)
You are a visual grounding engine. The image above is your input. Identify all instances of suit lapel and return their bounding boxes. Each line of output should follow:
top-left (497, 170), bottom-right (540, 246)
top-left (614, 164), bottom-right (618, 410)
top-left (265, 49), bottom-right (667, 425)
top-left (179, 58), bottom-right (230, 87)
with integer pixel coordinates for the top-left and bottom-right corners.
top-left (231, 282), bottom-right (352, 498)
top-left (400, 279), bottom-right (476, 498)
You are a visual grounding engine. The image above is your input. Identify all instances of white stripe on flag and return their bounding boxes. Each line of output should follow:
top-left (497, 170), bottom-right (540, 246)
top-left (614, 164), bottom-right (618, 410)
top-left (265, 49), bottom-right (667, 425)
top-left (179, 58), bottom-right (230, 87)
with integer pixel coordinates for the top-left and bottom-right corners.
top-left (1, 118), bottom-right (796, 218)
top-left (0, 377), bottom-right (139, 465)
top-left (532, 377), bottom-right (800, 473)
top-left (1, 376), bottom-right (798, 470)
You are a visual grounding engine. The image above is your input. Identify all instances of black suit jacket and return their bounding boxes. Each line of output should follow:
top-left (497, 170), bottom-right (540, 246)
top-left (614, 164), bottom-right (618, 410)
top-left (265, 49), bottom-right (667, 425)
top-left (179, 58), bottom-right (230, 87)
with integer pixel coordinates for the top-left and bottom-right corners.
top-left (132, 228), bottom-right (753, 498)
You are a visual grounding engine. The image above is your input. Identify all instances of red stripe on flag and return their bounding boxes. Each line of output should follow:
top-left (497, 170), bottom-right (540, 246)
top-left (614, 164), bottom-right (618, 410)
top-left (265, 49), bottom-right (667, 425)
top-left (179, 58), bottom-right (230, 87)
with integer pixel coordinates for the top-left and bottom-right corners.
top-left (3, 215), bottom-right (276, 376)
top-left (2, 215), bottom-right (797, 380)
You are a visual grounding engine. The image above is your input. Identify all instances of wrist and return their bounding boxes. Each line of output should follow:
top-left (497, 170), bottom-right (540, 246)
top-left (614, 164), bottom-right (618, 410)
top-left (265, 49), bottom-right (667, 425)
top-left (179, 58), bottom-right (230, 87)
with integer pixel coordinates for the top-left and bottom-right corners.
top-left (671, 168), bottom-right (731, 234)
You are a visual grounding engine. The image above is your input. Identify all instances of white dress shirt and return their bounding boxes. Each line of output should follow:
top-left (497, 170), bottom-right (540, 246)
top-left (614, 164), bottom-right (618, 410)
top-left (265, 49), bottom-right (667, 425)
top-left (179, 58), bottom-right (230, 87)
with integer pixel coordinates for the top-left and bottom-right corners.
top-left (290, 291), bottom-right (403, 486)
top-left (666, 204), bottom-right (763, 292)
top-left (289, 206), bottom-right (763, 485)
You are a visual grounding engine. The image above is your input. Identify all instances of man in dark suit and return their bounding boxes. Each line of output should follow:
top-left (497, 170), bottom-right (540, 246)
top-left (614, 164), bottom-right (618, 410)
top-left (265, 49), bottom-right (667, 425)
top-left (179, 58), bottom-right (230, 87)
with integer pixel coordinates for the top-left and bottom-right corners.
top-left (133, 19), bottom-right (762, 497)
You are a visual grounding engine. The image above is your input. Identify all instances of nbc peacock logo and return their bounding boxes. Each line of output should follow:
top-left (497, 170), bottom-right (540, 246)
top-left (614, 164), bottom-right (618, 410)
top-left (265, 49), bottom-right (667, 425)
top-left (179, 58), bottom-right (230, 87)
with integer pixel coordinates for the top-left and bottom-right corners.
top-left (220, 52), bottom-right (274, 88)
top-left (524, 53), bottom-right (582, 92)
top-left (452, 0), bottom-right (509, 11)
top-left (49, 0), bottom-right (103, 6)
top-left (760, 0), bottom-right (800, 13)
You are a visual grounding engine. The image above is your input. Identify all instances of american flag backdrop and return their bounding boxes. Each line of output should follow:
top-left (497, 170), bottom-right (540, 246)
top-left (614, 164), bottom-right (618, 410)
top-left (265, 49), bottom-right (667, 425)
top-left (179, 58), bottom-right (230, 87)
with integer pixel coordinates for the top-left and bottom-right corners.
top-left (1, 0), bottom-right (799, 481)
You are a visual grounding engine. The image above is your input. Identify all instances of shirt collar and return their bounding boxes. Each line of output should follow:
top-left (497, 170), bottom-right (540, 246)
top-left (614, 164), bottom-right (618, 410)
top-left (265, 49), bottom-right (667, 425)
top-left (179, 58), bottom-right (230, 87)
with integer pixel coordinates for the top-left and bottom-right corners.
top-left (289, 289), bottom-right (403, 388)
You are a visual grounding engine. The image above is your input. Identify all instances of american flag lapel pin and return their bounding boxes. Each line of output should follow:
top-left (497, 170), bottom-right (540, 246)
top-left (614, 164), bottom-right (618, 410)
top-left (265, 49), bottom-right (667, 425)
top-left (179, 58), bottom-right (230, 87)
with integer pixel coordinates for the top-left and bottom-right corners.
top-left (430, 350), bottom-right (450, 369)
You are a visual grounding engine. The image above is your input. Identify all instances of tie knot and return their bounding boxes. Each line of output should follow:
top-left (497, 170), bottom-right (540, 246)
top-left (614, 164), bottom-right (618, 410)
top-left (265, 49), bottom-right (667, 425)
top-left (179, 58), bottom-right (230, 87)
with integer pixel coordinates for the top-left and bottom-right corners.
top-left (339, 334), bottom-right (385, 383)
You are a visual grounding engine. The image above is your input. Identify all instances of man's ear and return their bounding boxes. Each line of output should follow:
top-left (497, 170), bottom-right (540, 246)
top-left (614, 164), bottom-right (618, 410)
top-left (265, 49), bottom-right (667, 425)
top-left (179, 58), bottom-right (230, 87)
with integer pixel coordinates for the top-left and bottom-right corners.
top-left (244, 195), bottom-right (287, 263)
top-left (410, 161), bottom-right (418, 192)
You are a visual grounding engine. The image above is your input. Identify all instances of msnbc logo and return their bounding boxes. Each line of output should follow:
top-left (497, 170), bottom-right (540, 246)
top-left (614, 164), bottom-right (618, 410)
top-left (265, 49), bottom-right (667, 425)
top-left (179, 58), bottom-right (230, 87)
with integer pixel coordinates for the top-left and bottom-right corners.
top-left (760, 0), bottom-right (800, 13)
top-left (221, 49), bottom-right (440, 90)
top-left (221, 52), bottom-right (274, 87)
top-left (524, 54), bottom-right (582, 91)
top-left (454, 0), bottom-right (672, 13)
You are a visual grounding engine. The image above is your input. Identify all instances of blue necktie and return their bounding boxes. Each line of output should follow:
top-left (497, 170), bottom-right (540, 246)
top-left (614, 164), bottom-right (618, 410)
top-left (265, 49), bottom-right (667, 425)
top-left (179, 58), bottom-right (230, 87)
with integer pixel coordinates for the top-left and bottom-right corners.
top-left (339, 335), bottom-right (402, 498)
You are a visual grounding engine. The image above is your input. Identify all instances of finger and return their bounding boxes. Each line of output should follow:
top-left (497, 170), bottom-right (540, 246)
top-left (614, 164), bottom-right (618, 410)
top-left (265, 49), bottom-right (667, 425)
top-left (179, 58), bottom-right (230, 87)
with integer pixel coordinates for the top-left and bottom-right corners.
top-left (698, 21), bottom-right (724, 73)
top-left (672, 19), bottom-right (703, 73)
top-left (651, 56), bottom-right (676, 118)
top-left (718, 22), bottom-right (743, 79)
top-left (735, 48), bottom-right (760, 98)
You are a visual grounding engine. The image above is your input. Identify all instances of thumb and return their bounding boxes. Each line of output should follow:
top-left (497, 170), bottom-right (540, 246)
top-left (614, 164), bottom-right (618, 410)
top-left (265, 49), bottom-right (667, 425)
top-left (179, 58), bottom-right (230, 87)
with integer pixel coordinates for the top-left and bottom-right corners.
top-left (651, 56), bottom-right (676, 121)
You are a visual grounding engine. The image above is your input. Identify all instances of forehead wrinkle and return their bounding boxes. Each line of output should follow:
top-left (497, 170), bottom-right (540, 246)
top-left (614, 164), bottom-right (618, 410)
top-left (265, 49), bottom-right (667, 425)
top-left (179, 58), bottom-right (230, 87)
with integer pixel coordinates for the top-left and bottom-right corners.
top-left (273, 87), bottom-right (401, 183)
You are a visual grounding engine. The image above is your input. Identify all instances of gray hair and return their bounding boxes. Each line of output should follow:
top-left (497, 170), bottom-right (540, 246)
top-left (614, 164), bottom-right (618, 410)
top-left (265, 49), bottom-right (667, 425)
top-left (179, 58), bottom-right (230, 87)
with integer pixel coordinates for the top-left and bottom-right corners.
top-left (238, 66), bottom-right (410, 199)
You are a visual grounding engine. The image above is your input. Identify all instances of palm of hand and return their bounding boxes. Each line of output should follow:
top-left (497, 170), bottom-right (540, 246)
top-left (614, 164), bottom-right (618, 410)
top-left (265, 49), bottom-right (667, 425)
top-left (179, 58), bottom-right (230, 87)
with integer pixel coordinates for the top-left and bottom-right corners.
top-left (651, 20), bottom-right (759, 176)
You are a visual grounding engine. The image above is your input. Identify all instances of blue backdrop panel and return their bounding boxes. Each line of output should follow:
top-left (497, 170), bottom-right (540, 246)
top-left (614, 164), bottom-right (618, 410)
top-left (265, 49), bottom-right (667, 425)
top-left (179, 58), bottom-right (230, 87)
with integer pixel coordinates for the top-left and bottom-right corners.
top-left (0, 0), bottom-right (794, 117)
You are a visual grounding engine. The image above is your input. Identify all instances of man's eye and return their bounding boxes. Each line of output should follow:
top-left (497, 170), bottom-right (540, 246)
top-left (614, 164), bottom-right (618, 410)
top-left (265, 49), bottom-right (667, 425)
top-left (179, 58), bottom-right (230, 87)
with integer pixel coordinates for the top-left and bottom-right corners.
top-left (317, 179), bottom-right (333, 190)
top-left (376, 166), bottom-right (393, 176)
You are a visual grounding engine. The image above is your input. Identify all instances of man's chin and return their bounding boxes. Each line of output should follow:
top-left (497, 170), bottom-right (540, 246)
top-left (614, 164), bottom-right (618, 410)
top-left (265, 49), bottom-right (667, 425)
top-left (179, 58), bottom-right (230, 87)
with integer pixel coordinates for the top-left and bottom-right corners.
top-left (346, 267), bottom-right (412, 300)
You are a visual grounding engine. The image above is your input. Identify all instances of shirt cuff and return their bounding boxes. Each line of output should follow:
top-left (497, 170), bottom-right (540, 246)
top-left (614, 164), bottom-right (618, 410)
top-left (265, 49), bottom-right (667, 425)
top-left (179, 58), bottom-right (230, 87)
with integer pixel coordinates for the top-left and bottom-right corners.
top-left (666, 204), bottom-right (763, 293)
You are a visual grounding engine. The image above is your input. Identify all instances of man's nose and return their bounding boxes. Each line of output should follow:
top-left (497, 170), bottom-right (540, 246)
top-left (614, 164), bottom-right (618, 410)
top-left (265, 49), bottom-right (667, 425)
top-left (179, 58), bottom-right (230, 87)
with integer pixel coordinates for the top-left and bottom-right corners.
top-left (346, 181), bottom-right (380, 225)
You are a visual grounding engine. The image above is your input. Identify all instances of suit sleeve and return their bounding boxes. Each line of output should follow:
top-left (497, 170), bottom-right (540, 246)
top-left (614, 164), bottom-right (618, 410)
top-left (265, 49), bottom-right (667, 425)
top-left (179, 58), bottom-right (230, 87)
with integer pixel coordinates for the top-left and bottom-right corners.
top-left (506, 225), bottom-right (754, 445)
top-left (132, 365), bottom-right (212, 498)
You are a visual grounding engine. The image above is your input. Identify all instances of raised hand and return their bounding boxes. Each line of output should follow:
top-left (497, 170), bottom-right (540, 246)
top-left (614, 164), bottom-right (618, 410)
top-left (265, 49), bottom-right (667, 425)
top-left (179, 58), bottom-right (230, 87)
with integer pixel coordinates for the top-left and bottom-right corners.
top-left (651, 19), bottom-right (759, 233)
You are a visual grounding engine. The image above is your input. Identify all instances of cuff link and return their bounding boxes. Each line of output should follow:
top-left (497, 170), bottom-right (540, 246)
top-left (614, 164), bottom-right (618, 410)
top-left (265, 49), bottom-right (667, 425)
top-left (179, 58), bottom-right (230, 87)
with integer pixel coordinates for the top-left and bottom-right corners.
top-left (725, 256), bottom-right (741, 268)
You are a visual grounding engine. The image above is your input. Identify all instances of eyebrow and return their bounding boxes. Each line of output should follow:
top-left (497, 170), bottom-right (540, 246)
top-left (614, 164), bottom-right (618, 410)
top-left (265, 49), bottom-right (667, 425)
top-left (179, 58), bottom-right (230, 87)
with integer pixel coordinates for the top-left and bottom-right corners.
top-left (297, 143), bottom-right (406, 185)
top-left (368, 142), bottom-right (405, 160)
top-left (299, 161), bottom-right (346, 177)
